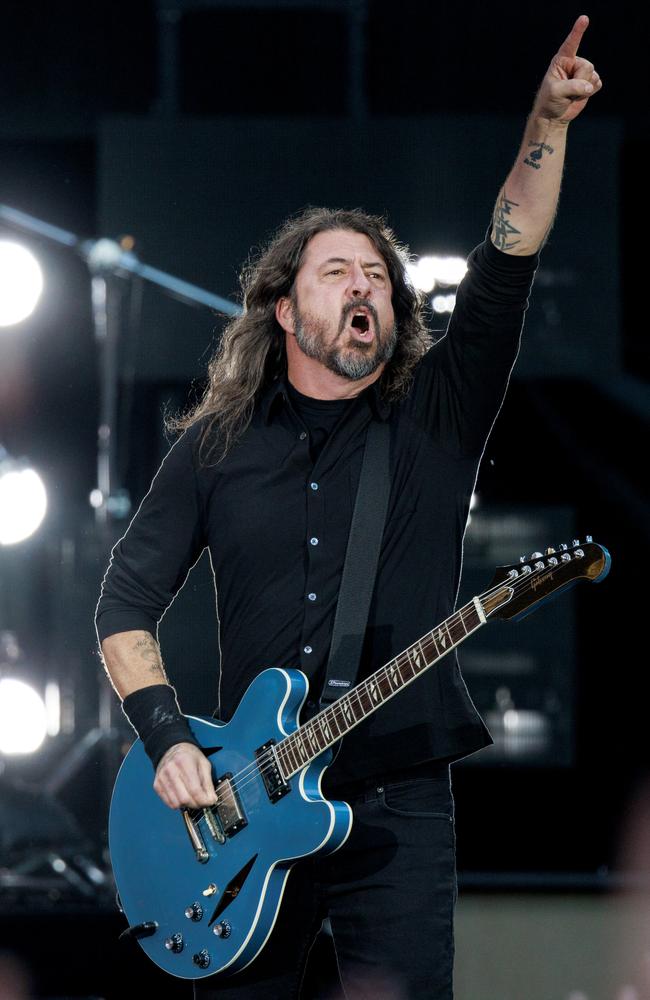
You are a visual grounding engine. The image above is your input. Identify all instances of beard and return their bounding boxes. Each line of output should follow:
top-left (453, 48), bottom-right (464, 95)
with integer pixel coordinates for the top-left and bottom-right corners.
top-left (291, 297), bottom-right (398, 381)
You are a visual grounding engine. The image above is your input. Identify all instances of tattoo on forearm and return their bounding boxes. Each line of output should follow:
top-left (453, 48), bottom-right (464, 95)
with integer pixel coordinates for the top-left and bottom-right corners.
top-left (134, 634), bottom-right (166, 675)
top-left (524, 140), bottom-right (555, 171)
top-left (492, 191), bottom-right (522, 251)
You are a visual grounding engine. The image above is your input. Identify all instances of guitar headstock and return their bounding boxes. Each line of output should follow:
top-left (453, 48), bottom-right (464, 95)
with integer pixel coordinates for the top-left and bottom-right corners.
top-left (481, 537), bottom-right (611, 621)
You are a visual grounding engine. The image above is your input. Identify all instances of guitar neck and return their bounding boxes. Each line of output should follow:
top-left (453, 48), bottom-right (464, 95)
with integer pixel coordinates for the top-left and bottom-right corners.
top-left (275, 596), bottom-right (487, 779)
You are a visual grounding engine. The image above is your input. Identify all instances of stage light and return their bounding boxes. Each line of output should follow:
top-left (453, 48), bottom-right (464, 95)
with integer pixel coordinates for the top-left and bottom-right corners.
top-left (0, 240), bottom-right (44, 327)
top-left (0, 459), bottom-right (47, 545)
top-left (432, 293), bottom-right (457, 314)
top-left (406, 255), bottom-right (467, 293)
top-left (0, 678), bottom-right (48, 754)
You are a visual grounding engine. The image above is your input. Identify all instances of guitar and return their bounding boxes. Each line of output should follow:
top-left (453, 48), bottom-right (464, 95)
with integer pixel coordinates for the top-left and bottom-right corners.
top-left (109, 538), bottom-right (610, 980)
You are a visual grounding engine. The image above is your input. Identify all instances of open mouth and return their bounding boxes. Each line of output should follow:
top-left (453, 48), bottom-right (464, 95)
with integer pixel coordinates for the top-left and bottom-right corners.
top-left (350, 312), bottom-right (370, 334)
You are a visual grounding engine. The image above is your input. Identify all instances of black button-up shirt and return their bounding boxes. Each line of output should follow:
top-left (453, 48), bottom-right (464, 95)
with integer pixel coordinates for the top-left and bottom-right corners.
top-left (96, 235), bottom-right (539, 785)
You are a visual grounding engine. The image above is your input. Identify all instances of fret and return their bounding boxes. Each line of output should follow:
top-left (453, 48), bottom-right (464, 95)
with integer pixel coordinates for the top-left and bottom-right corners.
top-left (409, 641), bottom-right (427, 674)
top-left (456, 609), bottom-right (468, 636)
top-left (339, 695), bottom-right (357, 729)
top-left (377, 671), bottom-right (393, 700)
top-left (432, 625), bottom-right (450, 655)
top-left (304, 724), bottom-right (321, 755)
top-left (421, 633), bottom-right (438, 663)
top-left (312, 720), bottom-right (326, 751)
top-left (275, 744), bottom-right (290, 775)
top-left (327, 706), bottom-right (343, 738)
top-left (283, 740), bottom-right (300, 773)
top-left (462, 603), bottom-right (479, 633)
top-left (386, 659), bottom-right (402, 691)
top-left (450, 615), bottom-right (464, 644)
top-left (319, 712), bottom-right (334, 743)
top-left (356, 686), bottom-right (373, 716)
top-left (400, 651), bottom-right (416, 680)
top-left (348, 681), bottom-right (372, 722)
top-left (293, 733), bottom-right (309, 764)
top-left (444, 621), bottom-right (454, 648)
top-left (365, 676), bottom-right (384, 707)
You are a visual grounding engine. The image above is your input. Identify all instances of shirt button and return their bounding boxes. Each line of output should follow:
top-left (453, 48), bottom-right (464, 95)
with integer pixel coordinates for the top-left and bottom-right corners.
top-left (299, 431), bottom-right (307, 440)
top-left (307, 593), bottom-right (317, 601)
top-left (304, 645), bottom-right (313, 654)
top-left (310, 482), bottom-right (319, 491)
top-left (310, 537), bottom-right (319, 546)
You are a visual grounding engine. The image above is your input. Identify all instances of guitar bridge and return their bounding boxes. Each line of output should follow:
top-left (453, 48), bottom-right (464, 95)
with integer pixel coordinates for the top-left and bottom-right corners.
top-left (254, 740), bottom-right (291, 803)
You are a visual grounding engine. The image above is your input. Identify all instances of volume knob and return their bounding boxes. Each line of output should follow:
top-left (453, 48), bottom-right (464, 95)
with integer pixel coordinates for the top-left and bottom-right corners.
top-left (213, 920), bottom-right (232, 939)
top-left (164, 933), bottom-right (183, 953)
top-left (193, 949), bottom-right (211, 969)
top-left (185, 902), bottom-right (203, 922)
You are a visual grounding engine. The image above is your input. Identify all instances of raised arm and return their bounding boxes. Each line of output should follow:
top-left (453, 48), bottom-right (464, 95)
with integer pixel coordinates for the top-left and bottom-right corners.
top-left (491, 14), bottom-right (602, 256)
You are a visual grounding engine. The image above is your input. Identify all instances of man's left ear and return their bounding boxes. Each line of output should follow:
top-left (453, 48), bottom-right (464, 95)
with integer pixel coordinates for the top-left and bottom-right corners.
top-left (275, 296), bottom-right (294, 335)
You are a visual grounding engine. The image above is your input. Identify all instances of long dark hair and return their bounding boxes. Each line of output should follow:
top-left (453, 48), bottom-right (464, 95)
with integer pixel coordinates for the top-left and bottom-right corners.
top-left (169, 206), bottom-right (432, 461)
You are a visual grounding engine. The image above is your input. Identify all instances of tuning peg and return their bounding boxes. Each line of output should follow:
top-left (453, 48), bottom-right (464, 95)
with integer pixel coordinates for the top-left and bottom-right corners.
top-left (559, 543), bottom-right (568, 551)
top-left (572, 539), bottom-right (580, 547)
top-left (531, 551), bottom-right (543, 559)
top-left (561, 552), bottom-right (571, 562)
top-left (520, 555), bottom-right (526, 563)
top-left (586, 535), bottom-right (593, 543)
top-left (545, 547), bottom-right (556, 555)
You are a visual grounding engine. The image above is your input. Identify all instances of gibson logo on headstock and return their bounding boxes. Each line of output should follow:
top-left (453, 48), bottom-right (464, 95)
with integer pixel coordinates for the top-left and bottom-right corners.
top-left (531, 569), bottom-right (555, 591)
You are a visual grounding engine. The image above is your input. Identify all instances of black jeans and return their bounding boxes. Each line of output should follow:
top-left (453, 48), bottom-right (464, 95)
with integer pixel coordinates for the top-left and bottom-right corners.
top-left (193, 762), bottom-right (456, 1000)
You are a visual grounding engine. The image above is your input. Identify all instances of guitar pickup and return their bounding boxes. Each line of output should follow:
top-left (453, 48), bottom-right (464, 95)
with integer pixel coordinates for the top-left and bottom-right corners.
top-left (254, 740), bottom-right (291, 803)
top-left (214, 773), bottom-right (247, 837)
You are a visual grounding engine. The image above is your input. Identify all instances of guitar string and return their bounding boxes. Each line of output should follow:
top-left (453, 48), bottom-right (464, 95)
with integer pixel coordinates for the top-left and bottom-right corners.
top-left (188, 550), bottom-right (590, 823)
top-left (188, 551), bottom-right (594, 825)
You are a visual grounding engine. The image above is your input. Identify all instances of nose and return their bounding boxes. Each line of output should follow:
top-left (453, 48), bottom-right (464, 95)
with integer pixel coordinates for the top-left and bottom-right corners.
top-left (347, 262), bottom-right (372, 299)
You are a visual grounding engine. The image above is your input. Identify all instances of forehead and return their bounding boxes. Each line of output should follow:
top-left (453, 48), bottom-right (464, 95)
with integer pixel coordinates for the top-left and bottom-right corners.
top-left (301, 229), bottom-right (386, 269)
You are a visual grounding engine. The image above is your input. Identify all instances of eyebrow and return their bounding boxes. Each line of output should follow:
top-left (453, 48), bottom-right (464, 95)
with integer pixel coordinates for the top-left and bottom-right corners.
top-left (320, 257), bottom-right (387, 271)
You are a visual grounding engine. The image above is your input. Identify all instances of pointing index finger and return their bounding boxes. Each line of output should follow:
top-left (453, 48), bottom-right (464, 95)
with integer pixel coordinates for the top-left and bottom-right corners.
top-left (557, 14), bottom-right (589, 59)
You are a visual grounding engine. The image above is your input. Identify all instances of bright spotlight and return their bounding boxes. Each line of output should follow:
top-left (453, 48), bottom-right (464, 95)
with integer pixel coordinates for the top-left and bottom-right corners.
top-left (432, 293), bottom-right (457, 314)
top-left (0, 240), bottom-right (44, 327)
top-left (0, 678), bottom-right (48, 754)
top-left (407, 255), bottom-right (467, 293)
top-left (0, 458), bottom-right (48, 545)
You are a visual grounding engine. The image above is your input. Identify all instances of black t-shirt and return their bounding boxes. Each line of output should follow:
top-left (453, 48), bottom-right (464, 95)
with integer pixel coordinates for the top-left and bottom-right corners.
top-left (285, 382), bottom-right (353, 464)
top-left (96, 235), bottom-right (539, 784)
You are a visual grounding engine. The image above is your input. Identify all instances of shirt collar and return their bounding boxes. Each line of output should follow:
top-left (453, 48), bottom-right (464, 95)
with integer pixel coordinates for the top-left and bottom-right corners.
top-left (260, 372), bottom-right (391, 425)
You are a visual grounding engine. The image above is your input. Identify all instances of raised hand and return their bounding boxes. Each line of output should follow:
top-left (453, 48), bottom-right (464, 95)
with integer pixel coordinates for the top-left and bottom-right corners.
top-left (533, 15), bottom-right (602, 125)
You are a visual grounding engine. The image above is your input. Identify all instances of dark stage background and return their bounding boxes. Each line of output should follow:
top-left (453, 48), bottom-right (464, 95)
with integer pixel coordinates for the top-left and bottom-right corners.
top-left (0, 2), bottom-right (648, 998)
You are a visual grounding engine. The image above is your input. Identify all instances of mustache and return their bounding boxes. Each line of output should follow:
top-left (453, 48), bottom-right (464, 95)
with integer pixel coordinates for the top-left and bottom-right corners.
top-left (337, 299), bottom-right (379, 336)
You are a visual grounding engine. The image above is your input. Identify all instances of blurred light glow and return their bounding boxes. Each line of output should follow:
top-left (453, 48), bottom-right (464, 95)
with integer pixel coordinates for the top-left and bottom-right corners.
top-left (0, 466), bottom-right (47, 545)
top-left (406, 255), bottom-right (467, 293)
top-left (45, 680), bottom-right (61, 737)
top-left (0, 678), bottom-right (48, 753)
top-left (432, 293), bottom-right (457, 314)
top-left (0, 241), bottom-right (44, 327)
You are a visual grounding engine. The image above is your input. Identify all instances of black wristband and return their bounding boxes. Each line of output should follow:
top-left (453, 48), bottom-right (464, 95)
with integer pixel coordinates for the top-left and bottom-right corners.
top-left (121, 684), bottom-right (200, 770)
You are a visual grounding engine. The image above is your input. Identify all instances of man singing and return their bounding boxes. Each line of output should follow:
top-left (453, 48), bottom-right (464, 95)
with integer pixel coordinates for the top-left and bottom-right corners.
top-left (97, 16), bottom-right (601, 999)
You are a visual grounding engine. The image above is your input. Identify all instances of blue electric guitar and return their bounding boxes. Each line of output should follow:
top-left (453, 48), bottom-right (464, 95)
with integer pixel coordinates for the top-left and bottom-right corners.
top-left (109, 539), bottom-right (610, 980)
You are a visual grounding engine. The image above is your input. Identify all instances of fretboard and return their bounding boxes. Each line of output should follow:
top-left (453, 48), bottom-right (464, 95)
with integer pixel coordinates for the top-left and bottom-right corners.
top-left (274, 596), bottom-right (486, 779)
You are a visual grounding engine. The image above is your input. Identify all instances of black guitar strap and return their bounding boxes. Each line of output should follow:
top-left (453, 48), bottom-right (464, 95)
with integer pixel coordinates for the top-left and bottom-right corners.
top-left (318, 418), bottom-right (391, 712)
